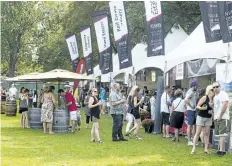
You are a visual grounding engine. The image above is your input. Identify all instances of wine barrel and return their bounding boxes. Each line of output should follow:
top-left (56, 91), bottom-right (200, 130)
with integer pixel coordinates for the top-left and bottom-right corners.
top-left (29, 108), bottom-right (42, 129)
top-left (1, 101), bottom-right (6, 114)
top-left (52, 109), bottom-right (69, 133)
top-left (6, 100), bottom-right (17, 116)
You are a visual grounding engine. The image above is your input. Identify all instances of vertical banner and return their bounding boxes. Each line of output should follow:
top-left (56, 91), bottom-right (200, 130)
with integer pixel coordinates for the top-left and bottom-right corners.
top-left (93, 10), bottom-right (112, 74)
top-left (109, 1), bottom-right (132, 69)
top-left (80, 25), bottom-right (94, 75)
top-left (144, 0), bottom-right (165, 57)
top-left (199, 1), bottom-right (222, 43)
top-left (218, 1), bottom-right (232, 43)
top-left (65, 34), bottom-right (79, 71)
top-left (176, 63), bottom-right (184, 80)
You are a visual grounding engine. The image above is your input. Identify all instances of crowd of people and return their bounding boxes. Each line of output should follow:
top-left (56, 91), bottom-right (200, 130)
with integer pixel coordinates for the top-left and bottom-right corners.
top-left (159, 81), bottom-right (230, 156)
top-left (1, 80), bottom-right (231, 156)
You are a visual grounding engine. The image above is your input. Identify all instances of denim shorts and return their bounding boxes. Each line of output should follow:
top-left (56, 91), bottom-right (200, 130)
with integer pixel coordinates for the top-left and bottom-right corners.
top-left (186, 110), bottom-right (196, 125)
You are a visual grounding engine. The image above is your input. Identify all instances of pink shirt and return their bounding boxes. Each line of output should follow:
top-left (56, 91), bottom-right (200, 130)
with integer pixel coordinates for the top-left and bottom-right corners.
top-left (65, 92), bottom-right (78, 112)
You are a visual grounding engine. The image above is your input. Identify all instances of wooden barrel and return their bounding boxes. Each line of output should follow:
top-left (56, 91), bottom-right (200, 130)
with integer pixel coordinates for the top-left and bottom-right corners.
top-left (29, 108), bottom-right (42, 129)
top-left (1, 101), bottom-right (6, 114)
top-left (6, 100), bottom-right (17, 116)
top-left (52, 109), bottom-right (69, 133)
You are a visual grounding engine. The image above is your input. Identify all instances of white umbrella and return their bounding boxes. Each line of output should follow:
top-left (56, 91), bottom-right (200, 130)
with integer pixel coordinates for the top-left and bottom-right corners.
top-left (21, 69), bottom-right (95, 82)
top-left (5, 72), bottom-right (41, 82)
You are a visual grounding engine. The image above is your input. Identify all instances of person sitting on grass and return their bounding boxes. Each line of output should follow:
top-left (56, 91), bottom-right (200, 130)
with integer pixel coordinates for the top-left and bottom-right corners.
top-left (170, 89), bottom-right (186, 142)
top-left (88, 88), bottom-right (103, 143)
top-left (58, 87), bottom-right (79, 133)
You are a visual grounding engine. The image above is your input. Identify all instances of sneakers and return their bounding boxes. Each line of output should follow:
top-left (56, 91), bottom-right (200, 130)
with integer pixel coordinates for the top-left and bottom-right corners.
top-left (217, 151), bottom-right (226, 157)
top-left (136, 137), bottom-right (142, 140)
top-left (188, 141), bottom-right (194, 146)
top-left (119, 138), bottom-right (128, 141)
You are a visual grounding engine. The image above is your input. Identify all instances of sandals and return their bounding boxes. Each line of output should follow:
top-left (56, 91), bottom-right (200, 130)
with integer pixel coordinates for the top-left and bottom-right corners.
top-left (204, 151), bottom-right (210, 154)
top-left (98, 140), bottom-right (103, 143)
top-left (125, 132), bottom-right (132, 138)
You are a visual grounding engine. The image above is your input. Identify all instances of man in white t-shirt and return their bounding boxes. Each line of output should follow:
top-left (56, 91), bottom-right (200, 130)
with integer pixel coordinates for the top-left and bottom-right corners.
top-left (212, 82), bottom-right (230, 156)
top-left (185, 80), bottom-right (199, 146)
top-left (161, 85), bottom-right (172, 138)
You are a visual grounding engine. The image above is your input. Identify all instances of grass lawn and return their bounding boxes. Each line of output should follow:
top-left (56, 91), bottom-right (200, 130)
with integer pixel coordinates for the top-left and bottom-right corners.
top-left (1, 109), bottom-right (232, 166)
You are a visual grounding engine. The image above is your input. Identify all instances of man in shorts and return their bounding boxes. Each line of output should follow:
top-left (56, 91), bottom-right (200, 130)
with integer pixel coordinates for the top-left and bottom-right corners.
top-left (185, 80), bottom-right (199, 145)
top-left (213, 82), bottom-right (231, 156)
top-left (58, 87), bottom-right (80, 132)
top-left (161, 85), bottom-right (172, 138)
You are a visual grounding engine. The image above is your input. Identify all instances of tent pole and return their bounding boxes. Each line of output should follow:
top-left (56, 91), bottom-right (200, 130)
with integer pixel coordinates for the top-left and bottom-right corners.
top-left (36, 81), bottom-right (38, 107)
top-left (225, 43), bottom-right (231, 83)
top-left (58, 80), bottom-right (60, 106)
top-left (163, 60), bottom-right (167, 87)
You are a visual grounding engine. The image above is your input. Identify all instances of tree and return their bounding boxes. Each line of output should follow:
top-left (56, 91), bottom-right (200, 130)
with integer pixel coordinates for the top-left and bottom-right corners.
top-left (1, 1), bottom-right (202, 76)
top-left (1, 2), bottom-right (44, 77)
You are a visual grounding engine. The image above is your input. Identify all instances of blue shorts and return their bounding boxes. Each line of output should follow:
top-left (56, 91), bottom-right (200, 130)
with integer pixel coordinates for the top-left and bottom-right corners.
top-left (186, 110), bottom-right (197, 125)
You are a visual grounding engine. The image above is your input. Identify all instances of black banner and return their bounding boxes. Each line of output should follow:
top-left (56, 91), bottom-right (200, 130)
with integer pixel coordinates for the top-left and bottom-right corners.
top-left (93, 10), bottom-right (112, 74)
top-left (218, 1), bottom-right (232, 43)
top-left (109, 1), bottom-right (132, 69)
top-left (80, 25), bottom-right (94, 75)
top-left (199, 1), bottom-right (222, 43)
top-left (145, 0), bottom-right (165, 57)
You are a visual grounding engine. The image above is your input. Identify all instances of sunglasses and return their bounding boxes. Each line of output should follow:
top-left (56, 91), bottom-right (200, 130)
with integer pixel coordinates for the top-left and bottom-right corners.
top-left (213, 86), bottom-right (219, 89)
top-left (93, 91), bottom-right (97, 93)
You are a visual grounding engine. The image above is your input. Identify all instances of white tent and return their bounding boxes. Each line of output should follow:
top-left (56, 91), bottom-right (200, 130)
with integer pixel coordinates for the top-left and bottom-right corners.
top-left (166, 22), bottom-right (231, 72)
top-left (113, 24), bottom-right (189, 77)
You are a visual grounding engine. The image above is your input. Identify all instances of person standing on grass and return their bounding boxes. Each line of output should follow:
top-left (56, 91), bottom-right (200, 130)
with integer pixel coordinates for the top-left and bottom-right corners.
top-left (161, 85), bottom-right (172, 138)
top-left (185, 81), bottom-right (199, 145)
top-left (100, 87), bottom-right (107, 115)
top-left (212, 82), bottom-right (230, 156)
top-left (88, 88), bottom-right (103, 143)
top-left (131, 87), bottom-right (144, 139)
top-left (41, 84), bottom-right (56, 134)
top-left (84, 90), bottom-right (91, 129)
top-left (58, 87), bottom-right (80, 133)
top-left (170, 89), bottom-right (186, 142)
top-left (191, 85), bottom-right (214, 154)
top-left (110, 83), bottom-right (128, 142)
top-left (125, 86), bottom-right (138, 138)
top-left (19, 88), bottom-right (29, 129)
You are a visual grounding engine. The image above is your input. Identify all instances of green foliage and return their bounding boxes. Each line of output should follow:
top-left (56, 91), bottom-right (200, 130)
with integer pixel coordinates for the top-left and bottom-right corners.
top-left (1, 1), bottom-right (201, 76)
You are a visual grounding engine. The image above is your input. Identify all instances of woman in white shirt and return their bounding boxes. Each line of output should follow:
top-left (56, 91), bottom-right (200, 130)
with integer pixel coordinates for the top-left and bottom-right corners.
top-left (170, 89), bottom-right (186, 142)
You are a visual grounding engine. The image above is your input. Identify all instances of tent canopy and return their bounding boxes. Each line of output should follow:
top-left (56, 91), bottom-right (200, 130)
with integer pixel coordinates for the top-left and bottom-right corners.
top-left (113, 24), bottom-right (189, 78)
top-left (9, 69), bottom-right (95, 82)
top-left (166, 22), bottom-right (231, 72)
top-left (5, 72), bottom-right (41, 82)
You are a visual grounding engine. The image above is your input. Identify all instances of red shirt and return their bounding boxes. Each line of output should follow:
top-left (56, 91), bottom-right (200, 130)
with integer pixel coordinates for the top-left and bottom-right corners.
top-left (65, 92), bottom-right (78, 112)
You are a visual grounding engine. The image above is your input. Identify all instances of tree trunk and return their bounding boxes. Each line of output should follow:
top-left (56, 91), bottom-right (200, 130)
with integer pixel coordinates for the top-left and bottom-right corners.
top-left (8, 51), bottom-right (16, 77)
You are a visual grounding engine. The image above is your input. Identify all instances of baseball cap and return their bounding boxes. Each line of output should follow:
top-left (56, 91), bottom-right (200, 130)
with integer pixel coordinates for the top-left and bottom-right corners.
top-left (64, 85), bottom-right (71, 88)
top-left (191, 80), bottom-right (199, 87)
top-left (212, 82), bottom-right (220, 88)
